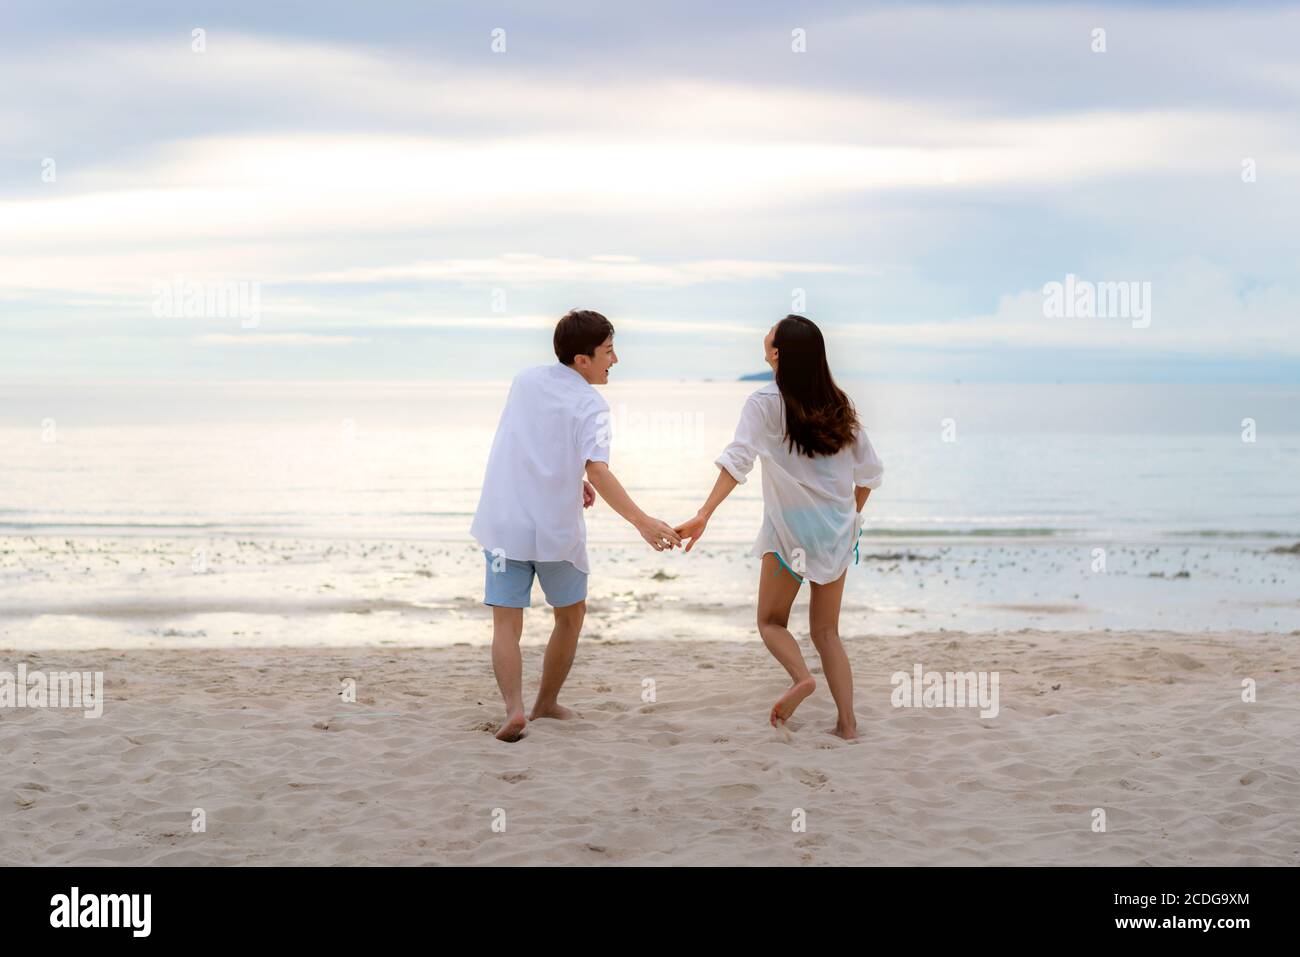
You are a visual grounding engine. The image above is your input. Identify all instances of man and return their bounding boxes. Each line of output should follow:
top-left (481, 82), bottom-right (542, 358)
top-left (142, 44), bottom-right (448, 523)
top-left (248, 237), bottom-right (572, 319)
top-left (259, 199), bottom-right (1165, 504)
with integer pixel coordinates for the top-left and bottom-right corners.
top-left (470, 309), bottom-right (681, 742)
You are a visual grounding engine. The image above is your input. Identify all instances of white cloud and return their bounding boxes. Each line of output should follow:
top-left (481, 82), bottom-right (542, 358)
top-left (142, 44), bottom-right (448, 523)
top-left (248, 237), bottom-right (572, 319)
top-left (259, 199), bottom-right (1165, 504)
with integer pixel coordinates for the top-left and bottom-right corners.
top-left (0, 248), bottom-right (872, 299)
top-left (827, 261), bottom-right (1300, 357)
top-left (5, 109), bottom-right (1294, 258)
top-left (388, 314), bottom-right (761, 337)
top-left (289, 254), bottom-right (873, 287)
top-left (4, 18), bottom-right (1297, 379)
top-left (195, 333), bottom-right (367, 346)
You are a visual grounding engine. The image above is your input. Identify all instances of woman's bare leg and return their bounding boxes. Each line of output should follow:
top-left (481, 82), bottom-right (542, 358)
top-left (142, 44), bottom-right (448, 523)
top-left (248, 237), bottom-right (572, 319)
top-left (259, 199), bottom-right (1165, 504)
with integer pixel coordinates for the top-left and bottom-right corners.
top-left (757, 553), bottom-right (815, 726)
top-left (809, 571), bottom-right (857, 739)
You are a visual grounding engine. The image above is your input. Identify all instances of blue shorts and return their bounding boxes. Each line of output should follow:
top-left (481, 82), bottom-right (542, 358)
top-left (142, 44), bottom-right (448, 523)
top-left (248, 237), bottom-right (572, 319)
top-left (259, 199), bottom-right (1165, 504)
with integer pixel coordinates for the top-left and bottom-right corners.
top-left (483, 550), bottom-right (588, 608)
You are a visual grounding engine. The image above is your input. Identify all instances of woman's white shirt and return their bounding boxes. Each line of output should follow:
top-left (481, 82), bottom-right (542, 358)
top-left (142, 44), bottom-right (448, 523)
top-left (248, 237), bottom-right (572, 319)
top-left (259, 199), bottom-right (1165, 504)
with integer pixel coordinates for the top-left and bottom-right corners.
top-left (715, 382), bottom-right (883, 584)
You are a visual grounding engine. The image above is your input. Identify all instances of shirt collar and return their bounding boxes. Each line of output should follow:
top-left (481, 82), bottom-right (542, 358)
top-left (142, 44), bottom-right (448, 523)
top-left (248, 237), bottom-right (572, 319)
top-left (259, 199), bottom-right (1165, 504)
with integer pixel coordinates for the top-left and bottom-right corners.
top-left (556, 362), bottom-right (590, 385)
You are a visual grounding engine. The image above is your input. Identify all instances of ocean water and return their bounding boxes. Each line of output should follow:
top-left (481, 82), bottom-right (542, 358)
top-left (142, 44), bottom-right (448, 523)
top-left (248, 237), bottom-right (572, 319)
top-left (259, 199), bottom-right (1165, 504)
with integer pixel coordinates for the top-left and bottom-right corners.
top-left (1, 379), bottom-right (1297, 641)
top-left (4, 379), bottom-right (1298, 542)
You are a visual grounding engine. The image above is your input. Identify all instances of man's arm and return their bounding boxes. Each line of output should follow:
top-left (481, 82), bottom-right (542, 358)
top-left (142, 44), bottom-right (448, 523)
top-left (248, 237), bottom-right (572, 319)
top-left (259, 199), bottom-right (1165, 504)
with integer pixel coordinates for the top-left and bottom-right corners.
top-left (585, 461), bottom-right (681, 551)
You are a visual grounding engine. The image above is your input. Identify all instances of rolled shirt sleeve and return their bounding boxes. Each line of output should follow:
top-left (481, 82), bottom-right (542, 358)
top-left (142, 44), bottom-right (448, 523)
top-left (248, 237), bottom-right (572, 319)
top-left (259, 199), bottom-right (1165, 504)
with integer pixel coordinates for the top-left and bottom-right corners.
top-left (852, 424), bottom-right (884, 489)
top-left (715, 395), bottom-right (765, 484)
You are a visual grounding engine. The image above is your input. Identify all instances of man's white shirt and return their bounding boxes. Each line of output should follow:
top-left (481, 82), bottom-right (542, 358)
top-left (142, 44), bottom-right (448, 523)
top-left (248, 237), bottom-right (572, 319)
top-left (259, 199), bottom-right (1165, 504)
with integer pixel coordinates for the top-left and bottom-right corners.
top-left (470, 363), bottom-right (610, 574)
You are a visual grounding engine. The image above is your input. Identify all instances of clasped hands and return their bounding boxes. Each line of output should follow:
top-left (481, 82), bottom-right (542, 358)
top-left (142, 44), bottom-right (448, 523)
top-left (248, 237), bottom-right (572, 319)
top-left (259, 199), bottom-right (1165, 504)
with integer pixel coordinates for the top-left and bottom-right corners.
top-left (582, 481), bottom-right (707, 554)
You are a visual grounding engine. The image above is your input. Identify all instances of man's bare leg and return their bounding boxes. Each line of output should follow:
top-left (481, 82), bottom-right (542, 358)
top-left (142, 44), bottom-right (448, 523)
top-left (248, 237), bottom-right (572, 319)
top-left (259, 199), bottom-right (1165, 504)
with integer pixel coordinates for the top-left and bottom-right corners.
top-left (757, 553), bottom-right (815, 727)
top-left (809, 571), bottom-right (857, 740)
top-left (491, 606), bottom-right (527, 741)
top-left (530, 600), bottom-right (584, 720)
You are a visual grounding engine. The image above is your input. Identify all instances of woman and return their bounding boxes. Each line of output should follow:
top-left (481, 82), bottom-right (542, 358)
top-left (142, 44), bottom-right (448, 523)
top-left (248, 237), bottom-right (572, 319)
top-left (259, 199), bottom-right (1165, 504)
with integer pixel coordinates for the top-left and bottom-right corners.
top-left (675, 315), bottom-right (883, 739)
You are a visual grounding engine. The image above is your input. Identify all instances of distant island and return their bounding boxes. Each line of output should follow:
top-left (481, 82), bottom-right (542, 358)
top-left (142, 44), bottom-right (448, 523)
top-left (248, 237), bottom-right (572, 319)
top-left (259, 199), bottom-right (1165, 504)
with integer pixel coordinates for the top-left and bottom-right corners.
top-left (738, 370), bottom-right (775, 381)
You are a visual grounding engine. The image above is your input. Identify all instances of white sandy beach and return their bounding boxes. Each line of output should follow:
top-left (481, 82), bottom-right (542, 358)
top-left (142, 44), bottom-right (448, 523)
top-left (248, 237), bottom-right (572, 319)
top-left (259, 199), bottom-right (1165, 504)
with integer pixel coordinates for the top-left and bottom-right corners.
top-left (3, 628), bottom-right (1296, 866)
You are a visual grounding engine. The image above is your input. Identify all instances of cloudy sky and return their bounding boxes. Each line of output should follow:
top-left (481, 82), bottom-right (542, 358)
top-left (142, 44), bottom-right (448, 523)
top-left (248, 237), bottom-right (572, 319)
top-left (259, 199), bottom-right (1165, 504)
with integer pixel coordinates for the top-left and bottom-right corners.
top-left (3, 0), bottom-right (1298, 381)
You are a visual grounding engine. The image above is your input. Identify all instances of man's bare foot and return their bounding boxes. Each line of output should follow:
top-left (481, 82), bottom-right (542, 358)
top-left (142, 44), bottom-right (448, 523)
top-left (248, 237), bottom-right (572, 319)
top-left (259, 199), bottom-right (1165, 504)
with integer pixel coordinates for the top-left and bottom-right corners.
top-left (529, 702), bottom-right (580, 721)
top-left (495, 710), bottom-right (527, 742)
top-left (831, 720), bottom-right (858, 741)
top-left (769, 676), bottom-right (816, 727)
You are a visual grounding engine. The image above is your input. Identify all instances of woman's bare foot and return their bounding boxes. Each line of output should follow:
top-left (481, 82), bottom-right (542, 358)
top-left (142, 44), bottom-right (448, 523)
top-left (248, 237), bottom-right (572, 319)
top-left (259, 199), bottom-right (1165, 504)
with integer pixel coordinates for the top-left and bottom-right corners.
top-left (770, 676), bottom-right (816, 727)
top-left (529, 702), bottom-right (580, 721)
top-left (495, 710), bottom-right (527, 742)
top-left (830, 719), bottom-right (857, 740)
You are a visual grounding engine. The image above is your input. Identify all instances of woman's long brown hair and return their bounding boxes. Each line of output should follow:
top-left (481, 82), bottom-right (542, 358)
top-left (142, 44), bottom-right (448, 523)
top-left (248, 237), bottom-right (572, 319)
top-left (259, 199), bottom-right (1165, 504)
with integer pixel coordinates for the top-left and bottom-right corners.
top-left (772, 315), bottom-right (858, 457)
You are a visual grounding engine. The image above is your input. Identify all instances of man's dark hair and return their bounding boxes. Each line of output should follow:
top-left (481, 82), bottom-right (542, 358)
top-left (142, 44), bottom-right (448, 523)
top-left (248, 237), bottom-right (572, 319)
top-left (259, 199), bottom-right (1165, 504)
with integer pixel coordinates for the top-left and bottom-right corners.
top-left (554, 309), bottom-right (614, 365)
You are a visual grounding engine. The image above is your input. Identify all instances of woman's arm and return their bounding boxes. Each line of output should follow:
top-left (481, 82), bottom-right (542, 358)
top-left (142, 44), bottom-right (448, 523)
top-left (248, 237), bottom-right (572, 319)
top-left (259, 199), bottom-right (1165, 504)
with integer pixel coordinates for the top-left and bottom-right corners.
top-left (678, 393), bottom-right (763, 551)
top-left (855, 485), bottom-right (872, 512)
top-left (674, 467), bottom-right (738, 552)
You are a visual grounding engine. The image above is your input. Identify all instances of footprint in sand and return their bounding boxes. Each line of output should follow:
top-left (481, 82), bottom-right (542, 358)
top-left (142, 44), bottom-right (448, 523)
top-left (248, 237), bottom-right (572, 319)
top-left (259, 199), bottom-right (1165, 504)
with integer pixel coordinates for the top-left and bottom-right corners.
top-left (712, 782), bottom-right (761, 799)
top-left (795, 768), bottom-right (829, 789)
